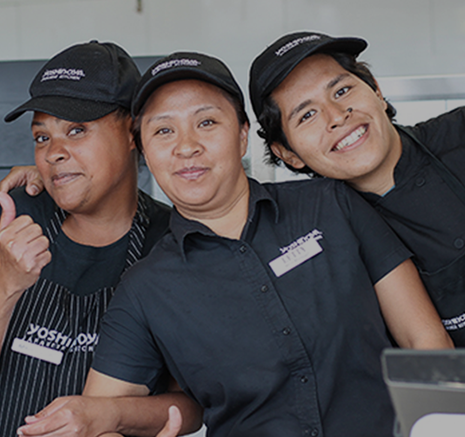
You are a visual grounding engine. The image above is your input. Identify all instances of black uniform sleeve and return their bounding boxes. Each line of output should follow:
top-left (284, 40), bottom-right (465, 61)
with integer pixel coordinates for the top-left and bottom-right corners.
top-left (336, 182), bottom-right (412, 284)
top-left (92, 276), bottom-right (168, 392)
top-left (2, 187), bottom-right (56, 230)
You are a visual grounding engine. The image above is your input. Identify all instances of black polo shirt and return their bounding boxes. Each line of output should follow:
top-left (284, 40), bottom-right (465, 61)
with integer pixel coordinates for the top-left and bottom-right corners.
top-left (93, 178), bottom-right (411, 437)
top-left (359, 107), bottom-right (465, 345)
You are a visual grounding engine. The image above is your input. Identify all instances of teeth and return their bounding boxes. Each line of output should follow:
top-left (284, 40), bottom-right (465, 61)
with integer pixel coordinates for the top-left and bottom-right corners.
top-left (334, 126), bottom-right (367, 151)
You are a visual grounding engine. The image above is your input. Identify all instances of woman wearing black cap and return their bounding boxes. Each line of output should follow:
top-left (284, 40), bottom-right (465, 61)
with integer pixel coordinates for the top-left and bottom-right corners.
top-left (18, 50), bottom-right (453, 437)
top-left (0, 42), bottom-right (201, 437)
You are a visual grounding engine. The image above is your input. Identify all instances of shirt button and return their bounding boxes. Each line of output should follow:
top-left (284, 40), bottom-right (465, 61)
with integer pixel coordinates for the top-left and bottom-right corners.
top-left (300, 375), bottom-right (308, 383)
top-left (415, 177), bottom-right (425, 187)
top-left (239, 245), bottom-right (247, 253)
top-left (260, 285), bottom-right (269, 293)
top-left (455, 238), bottom-right (464, 249)
top-left (282, 327), bottom-right (291, 335)
top-left (311, 429), bottom-right (319, 437)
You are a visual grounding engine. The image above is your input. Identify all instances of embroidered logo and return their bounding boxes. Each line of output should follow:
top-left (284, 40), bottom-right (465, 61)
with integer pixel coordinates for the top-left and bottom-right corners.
top-left (442, 313), bottom-right (465, 331)
top-left (41, 68), bottom-right (86, 82)
top-left (152, 59), bottom-right (201, 76)
top-left (274, 35), bottom-right (321, 57)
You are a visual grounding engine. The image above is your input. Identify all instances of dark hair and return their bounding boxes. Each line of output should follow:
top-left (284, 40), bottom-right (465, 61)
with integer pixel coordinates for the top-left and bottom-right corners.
top-left (132, 81), bottom-right (249, 154)
top-left (112, 106), bottom-right (131, 121)
top-left (257, 51), bottom-right (397, 176)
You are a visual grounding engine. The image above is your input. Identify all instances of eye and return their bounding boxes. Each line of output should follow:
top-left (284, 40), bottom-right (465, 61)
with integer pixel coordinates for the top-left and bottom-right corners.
top-left (156, 127), bottom-right (173, 135)
top-left (299, 110), bottom-right (316, 124)
top-left (199, 119), bottom-right (215, 128)
top-left (335, 86), bottom-right (350, 98)
top-left (34, 134), bottom-right (49, 145)
top-left (68, 126), bottom-right (85, 136)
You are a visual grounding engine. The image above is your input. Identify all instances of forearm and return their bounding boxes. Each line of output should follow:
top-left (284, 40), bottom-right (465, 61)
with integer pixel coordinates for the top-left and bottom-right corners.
top-left (376, 259), bottom-right (454, 349)
top-left (107, 393), bottom-right (203, 437)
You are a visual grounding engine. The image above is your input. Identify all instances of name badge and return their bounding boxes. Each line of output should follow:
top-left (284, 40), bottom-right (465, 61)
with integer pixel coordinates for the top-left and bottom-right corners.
top-left (12, 338), bottom-right (63, 365)
top-left (269, 237), bottom-right (322, 277)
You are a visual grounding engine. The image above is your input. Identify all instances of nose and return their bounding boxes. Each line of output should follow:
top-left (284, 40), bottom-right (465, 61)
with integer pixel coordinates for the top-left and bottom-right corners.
top-left (174, 130), bottom-right (203, 158)
top-left (44, 138), bottom-right (70, 164)
top-left (325, 103), bottom-right (351, 130)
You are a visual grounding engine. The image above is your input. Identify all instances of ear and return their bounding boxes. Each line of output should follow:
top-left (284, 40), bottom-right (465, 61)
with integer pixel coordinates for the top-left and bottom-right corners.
top-left (123, 115), bottom-right (137, 151)
top-left (270, 143), bottom-right (306, 169)
top-left (373, 79), bottom-right (388, 111)
top-left (239, 123), bottom-right (249, 158)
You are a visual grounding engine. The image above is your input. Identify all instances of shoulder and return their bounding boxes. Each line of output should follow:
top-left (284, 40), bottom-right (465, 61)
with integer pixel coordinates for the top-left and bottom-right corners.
top-left (9, 187), bottom-right (56, 229)
top-left (138, 190), bottom-right (172, 256)
top-left (263, 177), bottom-right (344, 198)
top-left (263, 178), bottom-right (354, 208)
top-left (409, 106), bottom-right (465, 151)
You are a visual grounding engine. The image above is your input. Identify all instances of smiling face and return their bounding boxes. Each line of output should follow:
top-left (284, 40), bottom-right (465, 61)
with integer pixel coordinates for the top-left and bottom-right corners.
top-left (271, 54), bottom-right (401, 194)
top-left (140, 79), bottom-right (249, 221)
top-left (32, 111), bottom-right (137, 215)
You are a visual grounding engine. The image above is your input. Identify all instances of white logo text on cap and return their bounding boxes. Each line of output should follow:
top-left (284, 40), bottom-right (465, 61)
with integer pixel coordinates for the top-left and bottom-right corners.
top-left (152, 59), bottom-right (201, 76)
top-left (275, 35), bottom-right (321, 57)
top-left (41, 68), bottom-right (85, 82)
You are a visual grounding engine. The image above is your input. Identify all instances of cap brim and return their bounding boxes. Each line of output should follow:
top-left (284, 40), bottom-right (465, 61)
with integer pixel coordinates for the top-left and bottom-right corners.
top-left (132, 68), bottom-right (243, 117)
top-left (265, 37), bottom-right (367, 97)
top-left (4, 95), bottom-right (119, 123)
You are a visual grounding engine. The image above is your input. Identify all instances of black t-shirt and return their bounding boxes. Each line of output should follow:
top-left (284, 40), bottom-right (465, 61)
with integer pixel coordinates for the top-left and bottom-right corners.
top-left (0, 187), bottom-right (171, 437)
top-left (359, 107), bottom-right (465, 344)
top-left (10, 187), bottom-right (170, 296)
top-left (94, 178), bottom-right (411, 437)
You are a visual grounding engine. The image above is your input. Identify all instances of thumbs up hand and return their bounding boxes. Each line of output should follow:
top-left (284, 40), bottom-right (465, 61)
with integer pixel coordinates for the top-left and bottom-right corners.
top-left (0, 192), bottom-right (51, 301)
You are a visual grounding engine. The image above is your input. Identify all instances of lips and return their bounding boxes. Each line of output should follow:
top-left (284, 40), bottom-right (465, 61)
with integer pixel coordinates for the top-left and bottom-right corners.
top-left (51, 172), bottom-right (81, 186)
top-left (175, 166), bottom-right (208, 181)
top-left (332, 125), bottom-right (367, 152)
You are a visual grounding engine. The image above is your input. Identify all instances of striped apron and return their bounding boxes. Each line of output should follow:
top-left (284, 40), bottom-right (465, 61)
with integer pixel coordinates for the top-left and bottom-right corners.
top-left (0, 194), bottom-right (149, 436)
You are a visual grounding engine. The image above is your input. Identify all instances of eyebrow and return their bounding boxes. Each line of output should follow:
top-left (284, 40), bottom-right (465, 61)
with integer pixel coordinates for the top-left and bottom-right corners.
top-left (145, 105), bottom-right (220, 124)
top-left (287, 73), bottom-right (351, 122)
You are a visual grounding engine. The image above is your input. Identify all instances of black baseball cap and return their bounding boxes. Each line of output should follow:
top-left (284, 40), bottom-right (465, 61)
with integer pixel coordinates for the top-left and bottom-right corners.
top-left (132, 51), bottom-right (245, 117)
top-left (4, 40), bottom-right (140, 123)
top-left (249, 31), bottom-right (367, 117)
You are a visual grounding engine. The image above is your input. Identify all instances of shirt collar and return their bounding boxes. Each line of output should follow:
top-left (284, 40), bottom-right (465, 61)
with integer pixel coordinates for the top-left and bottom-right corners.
top-left (170, 178), bottom-right (279, 258)
top-left (358, 124), bottom-right (429, 204)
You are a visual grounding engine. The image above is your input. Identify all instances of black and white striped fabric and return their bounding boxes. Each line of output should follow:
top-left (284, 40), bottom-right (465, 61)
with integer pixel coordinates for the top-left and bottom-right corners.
top-left (0, 193), bottom-right (149, 436)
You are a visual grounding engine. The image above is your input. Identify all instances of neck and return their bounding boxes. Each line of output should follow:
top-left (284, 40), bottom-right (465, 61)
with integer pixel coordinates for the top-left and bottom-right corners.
top-left (180, 176), bottom-right (250, 240)
top-left (62, 184), bottom-right (138, 247)
top-left (348, 125), bottom-right (402, 195)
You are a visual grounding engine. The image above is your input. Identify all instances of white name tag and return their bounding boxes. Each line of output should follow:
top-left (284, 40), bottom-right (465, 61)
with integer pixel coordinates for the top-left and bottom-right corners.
top-left (12, 338), bottom-right (63, 365)
top-left (269, 238), bottom-right (323, 277)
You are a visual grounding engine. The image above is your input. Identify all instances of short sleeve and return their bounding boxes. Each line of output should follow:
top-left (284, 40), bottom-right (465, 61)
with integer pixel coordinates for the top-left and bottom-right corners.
top-left (336, 182), bottom-right (412, 284)
top-left (92, 279), bottom-right (168, 392)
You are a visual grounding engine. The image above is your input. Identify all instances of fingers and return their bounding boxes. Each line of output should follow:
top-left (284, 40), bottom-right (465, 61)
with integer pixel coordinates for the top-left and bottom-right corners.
top-left (0, 212), bottom-right (50, 295)
top-left (0, 166), bottom-right (44, 197)
top-left (157, 406), bottom-right (183, 437)
top-left (0, 192), bottom-right (16, 230)
top-left (17, 397), bottom-right (77, 437)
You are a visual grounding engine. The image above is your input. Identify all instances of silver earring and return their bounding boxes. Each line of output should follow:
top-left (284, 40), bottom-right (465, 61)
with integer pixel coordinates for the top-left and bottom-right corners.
top-left (347, 107), bottom-right (353, 113)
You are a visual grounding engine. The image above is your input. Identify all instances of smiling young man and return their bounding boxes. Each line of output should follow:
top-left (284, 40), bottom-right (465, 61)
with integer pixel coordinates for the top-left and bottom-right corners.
top-left (250, 31), bottom-right (465, 346)
top-left (16, 51), bottom-right (454, 437)
top-left (0, 41), bottom-right (201, 437)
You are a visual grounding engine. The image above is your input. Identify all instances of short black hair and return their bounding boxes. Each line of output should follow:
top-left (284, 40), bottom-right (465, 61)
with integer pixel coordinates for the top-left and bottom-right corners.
top-left (132, 81), bottom-right (249, 154)
top-left (257, 51), bottom-right (397, 177)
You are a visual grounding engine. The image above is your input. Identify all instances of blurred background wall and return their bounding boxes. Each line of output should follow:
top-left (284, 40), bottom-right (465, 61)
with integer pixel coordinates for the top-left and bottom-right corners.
top-left (1, 0), bottom-right (465, 186)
